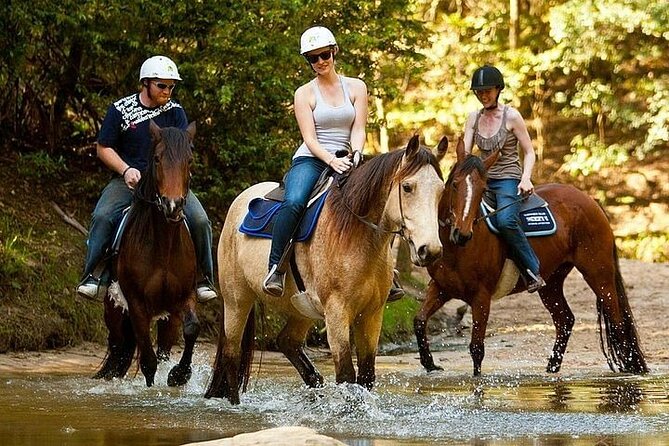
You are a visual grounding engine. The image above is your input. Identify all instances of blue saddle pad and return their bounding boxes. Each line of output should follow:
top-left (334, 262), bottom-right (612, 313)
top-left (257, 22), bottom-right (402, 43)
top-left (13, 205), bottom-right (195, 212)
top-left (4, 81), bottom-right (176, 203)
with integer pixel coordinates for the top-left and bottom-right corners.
top-left (239, 191), bottom-right (329, 241)
top-left (480, 200), bottom-right (557, 237)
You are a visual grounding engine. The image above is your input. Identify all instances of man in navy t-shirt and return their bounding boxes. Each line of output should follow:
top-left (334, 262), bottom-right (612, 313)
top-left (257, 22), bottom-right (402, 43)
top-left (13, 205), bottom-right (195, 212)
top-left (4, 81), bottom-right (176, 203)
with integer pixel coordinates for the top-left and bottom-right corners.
top-left (77, 55), bottom-right (217, 303)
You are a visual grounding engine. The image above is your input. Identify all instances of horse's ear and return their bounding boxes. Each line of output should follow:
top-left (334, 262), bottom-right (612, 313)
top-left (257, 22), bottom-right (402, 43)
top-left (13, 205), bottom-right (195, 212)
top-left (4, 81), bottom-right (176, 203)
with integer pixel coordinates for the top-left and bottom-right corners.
top-left (149, 120), bottom-right (162, 143)
top-left (455, 137), bottom-right (466, 163)
top-left (186, 121), bottom-right (196, 142)
top-left (435, 136), bottom-right (448, 162)
top-left (405, 134), bottom-right (420, 159)
top-left (483, 149), bottom-right (501, 171)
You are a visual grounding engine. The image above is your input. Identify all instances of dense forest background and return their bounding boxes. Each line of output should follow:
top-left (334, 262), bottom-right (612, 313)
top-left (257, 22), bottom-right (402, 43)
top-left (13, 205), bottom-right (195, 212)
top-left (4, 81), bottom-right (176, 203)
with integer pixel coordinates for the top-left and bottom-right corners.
top-left (0, 0), bottom-right (667, 351)
top-left (3, 0), bottom-right (667, 201)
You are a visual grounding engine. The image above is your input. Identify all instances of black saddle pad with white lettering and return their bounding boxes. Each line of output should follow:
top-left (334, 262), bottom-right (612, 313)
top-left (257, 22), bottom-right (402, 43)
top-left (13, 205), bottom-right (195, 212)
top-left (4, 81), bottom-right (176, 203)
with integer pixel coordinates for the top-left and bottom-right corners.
top-left (480, 193), bottom-right (557, 237)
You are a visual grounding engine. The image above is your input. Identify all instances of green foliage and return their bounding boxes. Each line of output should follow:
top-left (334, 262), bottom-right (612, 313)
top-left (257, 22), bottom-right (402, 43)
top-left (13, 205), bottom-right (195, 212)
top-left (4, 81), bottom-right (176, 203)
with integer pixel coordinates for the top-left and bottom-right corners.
top-left (617, 233), bottom-right (669, 263)
top-left (0, 212), bottom-right (106, 352)
top-left (380, 298), bottom-right (421, 345)
top-left (1, 0), bottom-right (426, 213)
top-left (17, 152), bottom-right (68, 179)
top-left (563, 134), bottom-right (629, 176)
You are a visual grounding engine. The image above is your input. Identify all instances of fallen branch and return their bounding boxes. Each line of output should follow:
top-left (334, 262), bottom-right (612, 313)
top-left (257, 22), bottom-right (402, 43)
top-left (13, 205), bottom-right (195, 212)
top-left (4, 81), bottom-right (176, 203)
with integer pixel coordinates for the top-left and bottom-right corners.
top-left (50, 201), bottom-right (88, 236)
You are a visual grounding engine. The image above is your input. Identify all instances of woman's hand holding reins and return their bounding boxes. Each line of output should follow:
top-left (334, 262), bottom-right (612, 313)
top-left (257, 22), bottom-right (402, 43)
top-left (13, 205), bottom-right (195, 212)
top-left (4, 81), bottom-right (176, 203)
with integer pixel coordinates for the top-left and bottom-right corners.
top-left (328, 154), bottom-right (352, 174)
top-left (518, 177), bottom-right (534, 196)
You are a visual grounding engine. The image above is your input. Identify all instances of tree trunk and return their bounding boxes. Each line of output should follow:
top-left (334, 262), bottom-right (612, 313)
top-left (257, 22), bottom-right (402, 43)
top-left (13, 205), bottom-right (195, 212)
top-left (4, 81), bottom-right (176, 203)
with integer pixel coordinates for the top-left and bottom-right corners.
top-left (509, 0), bottom-right (519, 49)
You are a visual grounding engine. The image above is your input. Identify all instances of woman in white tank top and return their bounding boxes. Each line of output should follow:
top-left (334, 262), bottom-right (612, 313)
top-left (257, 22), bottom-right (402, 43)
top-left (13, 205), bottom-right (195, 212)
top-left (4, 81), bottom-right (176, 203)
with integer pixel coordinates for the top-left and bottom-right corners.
top-left (262, 26), bottom-right (369, 296)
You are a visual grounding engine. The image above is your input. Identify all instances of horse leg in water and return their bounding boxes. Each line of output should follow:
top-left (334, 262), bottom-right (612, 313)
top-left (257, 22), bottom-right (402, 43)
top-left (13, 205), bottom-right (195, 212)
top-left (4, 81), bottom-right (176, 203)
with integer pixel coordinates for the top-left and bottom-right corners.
top-left (414, 279), bottom-right (450, 372)
top-left (353, 308), bottom-right (384, 389)
top-left (205, 293), bottom-right (255, 404)
top-left (276, 317), bottom-right (324, 388)
top-left (94, 303), bottom-right (136, 380)
top-left (168, 306), bottom-right (200, 387)
top-left (325, 304), bottom-right (356, 384)
top-left (537, 265), bottom-right (575, 373)
top-left (127, 299), bottom-right (158, 387)
top-left (469, 295), bottom-right (492, 376)
top-left (156, 318), bottom-right (180, 361)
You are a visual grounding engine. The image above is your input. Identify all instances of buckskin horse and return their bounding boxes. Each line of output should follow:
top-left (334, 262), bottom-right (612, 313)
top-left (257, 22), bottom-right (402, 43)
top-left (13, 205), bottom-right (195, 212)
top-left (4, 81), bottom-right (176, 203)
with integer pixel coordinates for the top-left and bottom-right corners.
top-left (414, 137), bottom-right (647, 376)
top-left (205, 135), bottom-right (445, 404)
top-left (94, 121), bottom-right (200, 387)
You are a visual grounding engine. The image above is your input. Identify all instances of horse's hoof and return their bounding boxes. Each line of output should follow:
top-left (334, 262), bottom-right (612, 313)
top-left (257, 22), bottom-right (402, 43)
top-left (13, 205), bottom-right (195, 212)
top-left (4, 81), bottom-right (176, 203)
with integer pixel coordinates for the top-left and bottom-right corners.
top-left (168, 365), bottom-right (192, 387)
top-left (546, 362), bottom-right (561, 373)
top-left (425, 364), bottom-right (444, 373)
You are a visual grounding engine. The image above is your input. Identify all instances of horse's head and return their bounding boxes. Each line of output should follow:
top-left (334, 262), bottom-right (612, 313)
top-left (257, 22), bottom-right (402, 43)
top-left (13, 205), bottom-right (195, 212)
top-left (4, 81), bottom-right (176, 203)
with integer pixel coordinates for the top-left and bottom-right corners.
top-left (441, 137), bottom-right (499, 246)
top-left (147, 120), bottom-right (195, 222)
top-left (385, 135), bottom-right (445, 266)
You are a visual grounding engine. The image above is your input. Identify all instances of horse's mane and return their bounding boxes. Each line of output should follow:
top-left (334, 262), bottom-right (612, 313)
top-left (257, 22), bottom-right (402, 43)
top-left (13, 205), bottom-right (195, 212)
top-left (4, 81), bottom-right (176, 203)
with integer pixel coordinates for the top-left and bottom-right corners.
top-left (125, 127), bottom-right (192, 247)
top-left (446, 154), bottom-right (486, 186)
top-left (326, 146), bottom-right (442, 248)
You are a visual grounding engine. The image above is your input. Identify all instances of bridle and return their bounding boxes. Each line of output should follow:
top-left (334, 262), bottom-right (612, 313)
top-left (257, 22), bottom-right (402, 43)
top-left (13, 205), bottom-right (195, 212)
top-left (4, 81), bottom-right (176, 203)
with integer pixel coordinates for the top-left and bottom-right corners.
top-left (340, 176), bottom-right (408, 240)
top-left (135, 143), bottom-right (193, 223)
top-left (442, 170), bottom-right (528, 228)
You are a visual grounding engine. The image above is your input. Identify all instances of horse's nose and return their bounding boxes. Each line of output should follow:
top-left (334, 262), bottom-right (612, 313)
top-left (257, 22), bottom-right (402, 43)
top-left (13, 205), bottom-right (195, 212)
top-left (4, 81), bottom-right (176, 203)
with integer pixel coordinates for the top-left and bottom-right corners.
top-left (161, 196), bottom-right (185, 221)
top-left (416, 244), bottom-right (443, 265)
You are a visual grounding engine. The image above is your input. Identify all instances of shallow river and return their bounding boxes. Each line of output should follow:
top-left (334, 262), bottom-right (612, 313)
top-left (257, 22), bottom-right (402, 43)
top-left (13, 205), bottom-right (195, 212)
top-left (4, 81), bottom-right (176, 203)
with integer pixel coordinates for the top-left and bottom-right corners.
top-left (1, 349), bottom-right (668, 445)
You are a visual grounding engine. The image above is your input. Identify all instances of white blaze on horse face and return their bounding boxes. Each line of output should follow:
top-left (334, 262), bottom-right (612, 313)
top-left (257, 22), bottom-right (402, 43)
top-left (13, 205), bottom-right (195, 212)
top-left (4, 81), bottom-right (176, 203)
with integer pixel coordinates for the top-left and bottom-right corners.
top-left (463, 174), bottom-right (473, 220)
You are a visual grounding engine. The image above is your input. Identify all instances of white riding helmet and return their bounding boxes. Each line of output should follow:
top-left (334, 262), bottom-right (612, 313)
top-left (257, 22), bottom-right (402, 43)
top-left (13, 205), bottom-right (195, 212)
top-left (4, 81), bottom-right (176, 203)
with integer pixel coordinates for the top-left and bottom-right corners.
top-left (300, 26), bottom-right (337, 55)
top-left (139, 55), bottom-right (182, 81)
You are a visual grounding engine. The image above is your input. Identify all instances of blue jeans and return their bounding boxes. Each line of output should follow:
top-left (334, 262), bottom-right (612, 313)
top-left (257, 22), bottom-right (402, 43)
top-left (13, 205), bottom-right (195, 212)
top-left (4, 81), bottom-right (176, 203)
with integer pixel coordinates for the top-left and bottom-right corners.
top-left (81, 177), bottom-right (214, 284)
top-left (268, 156), bottom-right (328, 268)
top-left (487, 178), bottom-right (540, 277)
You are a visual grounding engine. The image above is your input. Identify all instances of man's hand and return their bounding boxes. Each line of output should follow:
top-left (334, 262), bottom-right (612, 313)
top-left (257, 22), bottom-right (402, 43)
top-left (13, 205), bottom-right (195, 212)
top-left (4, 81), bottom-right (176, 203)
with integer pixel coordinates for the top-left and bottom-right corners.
top-left (123, 167), bottom-right (141, 189)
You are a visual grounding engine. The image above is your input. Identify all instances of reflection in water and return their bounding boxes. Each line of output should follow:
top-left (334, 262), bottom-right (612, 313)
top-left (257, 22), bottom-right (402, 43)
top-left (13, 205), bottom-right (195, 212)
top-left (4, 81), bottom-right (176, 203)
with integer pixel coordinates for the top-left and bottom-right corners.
top-left (547, 381), bottom-right (572, 411)
top-left (598, 379), bottom-right (643, 413)
top-left (0, 355), bottom-right (668, 446)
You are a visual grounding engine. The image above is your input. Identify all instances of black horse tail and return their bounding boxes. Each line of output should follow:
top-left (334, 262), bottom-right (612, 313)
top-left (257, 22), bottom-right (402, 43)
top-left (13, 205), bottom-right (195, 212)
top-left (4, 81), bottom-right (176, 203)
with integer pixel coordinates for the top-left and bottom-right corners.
top-left (597, 245), bottom-right (648, 374)
top-left (239, 305), bottom-right (256, 393)
top-left (204, 303), bottom-right (256, 403)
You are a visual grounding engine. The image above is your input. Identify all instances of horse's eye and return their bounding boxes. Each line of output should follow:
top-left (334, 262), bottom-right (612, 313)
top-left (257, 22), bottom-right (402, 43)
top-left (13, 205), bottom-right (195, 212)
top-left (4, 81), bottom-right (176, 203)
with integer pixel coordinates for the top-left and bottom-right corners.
top-left (154, 155), bottom-right (161, 164)
top-left (402, 183), bottom-right (413, 193)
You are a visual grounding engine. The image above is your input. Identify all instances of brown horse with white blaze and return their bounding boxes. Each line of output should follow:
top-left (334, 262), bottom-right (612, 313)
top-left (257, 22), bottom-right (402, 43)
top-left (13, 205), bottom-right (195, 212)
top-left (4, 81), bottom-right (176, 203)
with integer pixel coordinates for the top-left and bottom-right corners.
top-left (414, 137), bottom-right (647, 376)
top-left (205, 135), bottom-right (444, 404)
top-left (94, 121), bottom-right (200, 387)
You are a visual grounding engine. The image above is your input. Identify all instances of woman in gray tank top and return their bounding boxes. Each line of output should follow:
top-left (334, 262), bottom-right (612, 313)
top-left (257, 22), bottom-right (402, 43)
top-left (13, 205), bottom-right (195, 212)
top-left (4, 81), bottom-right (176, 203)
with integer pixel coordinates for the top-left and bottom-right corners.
top-left (262, 26), bottom-right (369, 297)
top-left (462, 65), bottom-right (545, 293)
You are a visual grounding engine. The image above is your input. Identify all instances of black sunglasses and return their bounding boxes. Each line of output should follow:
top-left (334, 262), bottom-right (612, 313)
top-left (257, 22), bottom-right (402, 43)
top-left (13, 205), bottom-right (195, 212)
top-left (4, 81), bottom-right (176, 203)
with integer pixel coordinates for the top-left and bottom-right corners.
top-left (305, 50), bottom-right (333, 64)
top-left (152, 81), bottom-right (176, 91)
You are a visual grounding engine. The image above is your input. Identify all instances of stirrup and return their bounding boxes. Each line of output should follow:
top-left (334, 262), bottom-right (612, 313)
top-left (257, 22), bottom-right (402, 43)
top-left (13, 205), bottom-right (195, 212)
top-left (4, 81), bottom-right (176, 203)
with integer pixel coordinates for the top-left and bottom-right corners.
top-left (262, 265), bottom-right (285, 297)
top-left (524, 269), bottom-right (546, 293)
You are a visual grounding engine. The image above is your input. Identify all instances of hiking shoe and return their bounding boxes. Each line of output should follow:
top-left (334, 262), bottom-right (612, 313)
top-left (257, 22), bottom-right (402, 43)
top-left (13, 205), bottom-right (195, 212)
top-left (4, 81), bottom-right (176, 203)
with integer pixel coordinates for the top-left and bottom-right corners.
top-left (196, 284), bottom-right (218, 303)
top-left (77, 276), bottom-right (107, 301)
top-left (527, 275), bottom-right (546, 293)
top-left (262, 264), bottom-right (285, 297)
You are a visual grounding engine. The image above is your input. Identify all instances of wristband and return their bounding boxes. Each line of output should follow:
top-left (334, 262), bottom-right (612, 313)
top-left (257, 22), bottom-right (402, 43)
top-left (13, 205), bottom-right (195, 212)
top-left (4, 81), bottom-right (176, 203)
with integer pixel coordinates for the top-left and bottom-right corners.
top-left (122, 166), bottom-right (131, 177)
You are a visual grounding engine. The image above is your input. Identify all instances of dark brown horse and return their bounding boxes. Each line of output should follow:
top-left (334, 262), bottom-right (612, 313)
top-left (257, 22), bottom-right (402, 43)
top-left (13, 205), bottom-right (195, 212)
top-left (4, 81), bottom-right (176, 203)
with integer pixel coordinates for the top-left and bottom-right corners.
top-left (94, 121), bottom-right (200, 387)
top-left (414, 137), bottom-right (647, 376)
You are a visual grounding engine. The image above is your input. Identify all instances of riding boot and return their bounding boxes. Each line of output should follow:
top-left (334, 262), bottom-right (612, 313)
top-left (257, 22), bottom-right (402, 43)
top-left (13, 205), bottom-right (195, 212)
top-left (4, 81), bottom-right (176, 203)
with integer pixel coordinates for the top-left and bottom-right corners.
top-left (263, 264), bottom-right (285, 297)
top-left (523, 269), bottom-right (546, 293)
top-left (387, 269), bottom-right (405, 302)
